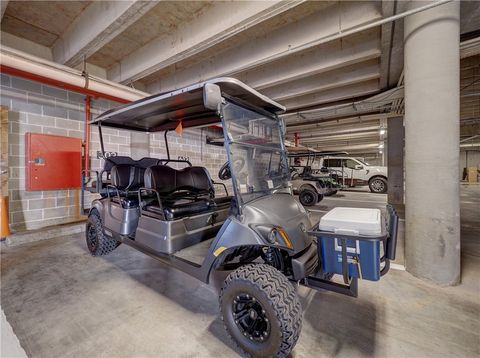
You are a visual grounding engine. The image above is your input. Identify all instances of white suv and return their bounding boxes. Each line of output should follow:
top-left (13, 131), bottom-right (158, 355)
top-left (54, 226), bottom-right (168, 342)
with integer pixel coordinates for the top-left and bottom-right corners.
top-left (320, 156), bottom-right (388, 193)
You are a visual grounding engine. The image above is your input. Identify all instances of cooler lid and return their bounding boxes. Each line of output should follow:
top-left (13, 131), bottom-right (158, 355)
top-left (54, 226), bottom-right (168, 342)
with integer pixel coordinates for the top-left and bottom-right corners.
top-left (319, 207), bottom-right (382, 236)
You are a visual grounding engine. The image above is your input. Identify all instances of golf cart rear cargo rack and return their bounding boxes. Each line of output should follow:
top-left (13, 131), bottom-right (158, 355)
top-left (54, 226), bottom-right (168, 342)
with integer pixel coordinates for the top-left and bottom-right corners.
top-left (304, 205), bottom-right (398, 297)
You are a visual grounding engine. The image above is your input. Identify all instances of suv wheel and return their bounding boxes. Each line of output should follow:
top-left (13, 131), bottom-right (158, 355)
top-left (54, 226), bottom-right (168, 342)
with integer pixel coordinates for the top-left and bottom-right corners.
top-left (369, 177), bottom-right (388, 194)
top-left (219, 264), bottom-right (302, 358)
top-left (86, 208), bottom-right (120, 256)
top-left (299, 188), bottom-right (318, 206)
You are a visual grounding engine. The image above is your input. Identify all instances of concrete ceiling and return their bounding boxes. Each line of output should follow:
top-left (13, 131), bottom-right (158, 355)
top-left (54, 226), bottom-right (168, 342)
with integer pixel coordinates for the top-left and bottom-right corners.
top-left (1, 1), bottom-right (91, 46)
top-left (1, 0), bottom-right (479, 157)
top-left (88, 1), bottom-right (213, 70)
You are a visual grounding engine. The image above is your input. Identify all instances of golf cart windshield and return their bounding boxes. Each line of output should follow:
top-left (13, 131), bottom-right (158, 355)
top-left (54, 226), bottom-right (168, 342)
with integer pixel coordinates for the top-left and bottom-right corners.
top-left (221, 101), bottom-right (290, 204)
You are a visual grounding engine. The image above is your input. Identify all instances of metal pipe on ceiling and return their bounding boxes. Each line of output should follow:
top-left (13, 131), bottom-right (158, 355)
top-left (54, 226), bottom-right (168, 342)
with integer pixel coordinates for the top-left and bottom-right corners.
top-left (291, 125), bottom-right (380, 138)
top-left (0, 46), bottom-right (148, 103)
top-left (286, 114), bottom-right (382, 131)
top-left (243, 0), bottom-right (452, 77)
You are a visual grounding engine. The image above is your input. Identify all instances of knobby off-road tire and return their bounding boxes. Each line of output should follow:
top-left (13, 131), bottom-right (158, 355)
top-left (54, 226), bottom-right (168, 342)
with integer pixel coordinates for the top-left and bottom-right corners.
top-left (86, 208), bottom-right (120, 256)
top-left (299, 188), bottom-right (318, 206)
top-left (219, 264), bottom-right (302, 358)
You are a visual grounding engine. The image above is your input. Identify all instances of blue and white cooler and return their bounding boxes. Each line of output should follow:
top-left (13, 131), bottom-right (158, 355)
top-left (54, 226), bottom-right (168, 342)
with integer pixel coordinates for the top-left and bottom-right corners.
top-left (318, 207), bottom-right (386, 281)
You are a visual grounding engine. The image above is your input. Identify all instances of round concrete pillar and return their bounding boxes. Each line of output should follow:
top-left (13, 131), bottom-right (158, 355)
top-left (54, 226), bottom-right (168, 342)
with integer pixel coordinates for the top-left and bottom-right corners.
top-left (404, 1), bottom-right (460, 285)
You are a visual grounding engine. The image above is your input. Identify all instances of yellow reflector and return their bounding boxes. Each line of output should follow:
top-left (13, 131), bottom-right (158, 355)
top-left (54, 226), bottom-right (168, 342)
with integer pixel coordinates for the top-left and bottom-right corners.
top-left (276, 227), bottom-right (293, 249)
top-left (213, 246), bottom-right (227, 257)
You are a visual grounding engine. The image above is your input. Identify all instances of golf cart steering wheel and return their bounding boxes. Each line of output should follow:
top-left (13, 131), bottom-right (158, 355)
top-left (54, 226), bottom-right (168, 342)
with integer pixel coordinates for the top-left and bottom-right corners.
top-left (218, 157), bottom-right (245, 180)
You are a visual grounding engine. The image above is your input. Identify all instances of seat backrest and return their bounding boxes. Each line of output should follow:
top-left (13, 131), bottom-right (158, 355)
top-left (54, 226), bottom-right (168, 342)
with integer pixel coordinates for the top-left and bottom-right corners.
top-left (111, 164), bottom-right (145, 191)
top-left (103, 156), bottom-right (137, 173)
top-left (144, 165), bottom-right (214, 196)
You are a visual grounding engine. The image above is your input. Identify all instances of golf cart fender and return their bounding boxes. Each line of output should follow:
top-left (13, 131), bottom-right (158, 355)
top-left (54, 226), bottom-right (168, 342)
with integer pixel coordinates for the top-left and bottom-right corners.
top-left (90, 198), bottom-right (105, 219)
top-left (299, 183), bottom-right (317, 192)
top-left (203, 218), bottom-right (285, 282)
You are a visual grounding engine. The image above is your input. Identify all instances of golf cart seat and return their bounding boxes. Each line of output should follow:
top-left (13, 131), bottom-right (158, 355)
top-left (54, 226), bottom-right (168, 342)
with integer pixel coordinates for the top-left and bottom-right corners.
top-left (142, 165), bottom-right (217, 220)
top-left (110, 164), bottom-right (147, 208)
top-left (88, 156), bottom-right (162, 194)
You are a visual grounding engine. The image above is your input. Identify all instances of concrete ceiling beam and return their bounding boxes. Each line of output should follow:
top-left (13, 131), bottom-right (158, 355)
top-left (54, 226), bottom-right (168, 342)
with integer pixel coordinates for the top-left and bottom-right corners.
top-left (1, 1), bottom-right (8, 21)
top-left (284, 114), bottom-right (384, 131)
top-left (306, 143), bottom-right (381, 151)
top-left (460, 37), bottom-right (480, 59)
top-left (107, 1), bottom-right (304, 84)
top-left (280, 79), bottom-right (380, 111)
top-left (52, 0), bottom-right (158, 67)
top-left (297, 132), bottom-right (380, 145)
top-left (238, 30), bottom-right (381, 90)
top-left (146, 1), bottom-right (382, 93)
top-left (288, 125), bottom-right (381, 138)
top-left (263, 59), bottom-right (380, 101)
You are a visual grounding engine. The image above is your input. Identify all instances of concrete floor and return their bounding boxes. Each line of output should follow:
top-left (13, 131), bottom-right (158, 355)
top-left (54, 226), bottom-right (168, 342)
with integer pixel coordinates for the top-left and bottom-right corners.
top-left (1, 186), bottom-right (479, 358)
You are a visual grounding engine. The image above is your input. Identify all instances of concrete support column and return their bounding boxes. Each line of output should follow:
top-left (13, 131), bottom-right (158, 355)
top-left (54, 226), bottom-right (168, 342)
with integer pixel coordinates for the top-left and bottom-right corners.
top-left (387, 116), bottom-right (405, 206)
top-left (404, 1), bottom-right (460, 285)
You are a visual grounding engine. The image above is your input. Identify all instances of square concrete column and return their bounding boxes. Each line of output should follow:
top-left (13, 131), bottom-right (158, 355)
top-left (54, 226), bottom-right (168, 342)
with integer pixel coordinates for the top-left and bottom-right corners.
top-left (387, 116), bottom-right (404, 206)
top-left (404, 1), bottom-right (460, 285)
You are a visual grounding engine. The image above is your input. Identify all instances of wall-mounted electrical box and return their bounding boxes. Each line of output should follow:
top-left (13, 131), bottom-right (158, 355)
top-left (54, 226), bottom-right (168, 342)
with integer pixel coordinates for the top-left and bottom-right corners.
top-left (26, 133), bottom-right (82, 191)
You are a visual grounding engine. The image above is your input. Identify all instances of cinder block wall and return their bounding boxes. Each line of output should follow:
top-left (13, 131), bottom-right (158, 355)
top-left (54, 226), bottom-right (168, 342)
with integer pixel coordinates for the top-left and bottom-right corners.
top-left (1, 74), bottom-right (123, 231)
top-left (1, 74), bottom-right (231, 232)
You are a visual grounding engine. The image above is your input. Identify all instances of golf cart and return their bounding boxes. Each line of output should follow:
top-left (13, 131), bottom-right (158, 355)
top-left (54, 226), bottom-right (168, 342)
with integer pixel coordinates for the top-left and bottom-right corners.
top-left (288, 152), bottom-right (341, 206)
top-left (84, 78), bottom-right (398, 358)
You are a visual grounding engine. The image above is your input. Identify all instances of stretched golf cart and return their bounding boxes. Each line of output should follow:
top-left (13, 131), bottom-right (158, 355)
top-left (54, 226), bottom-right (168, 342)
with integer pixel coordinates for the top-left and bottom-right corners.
top-left (84, 78), bottom-right (398, 358)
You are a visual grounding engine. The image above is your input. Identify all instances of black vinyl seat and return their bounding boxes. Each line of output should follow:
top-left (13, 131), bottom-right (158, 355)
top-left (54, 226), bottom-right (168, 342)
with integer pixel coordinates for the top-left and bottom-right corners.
top-left (147, 199), bottom-right (213, 220)
top-left (143, 165), bottom-right (218, 220)
top-left (110, 164), bottom-right (146, 208)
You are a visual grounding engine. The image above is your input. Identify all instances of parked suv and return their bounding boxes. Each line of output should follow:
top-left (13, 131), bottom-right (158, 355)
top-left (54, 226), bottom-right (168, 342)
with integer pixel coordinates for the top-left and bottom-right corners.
top-left (321, 156), bottom-right (388, 193)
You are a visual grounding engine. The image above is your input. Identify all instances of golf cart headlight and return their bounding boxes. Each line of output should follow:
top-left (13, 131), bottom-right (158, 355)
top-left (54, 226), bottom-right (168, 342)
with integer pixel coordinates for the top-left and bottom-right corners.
top-left (269, 227), bottom-right (293, 249)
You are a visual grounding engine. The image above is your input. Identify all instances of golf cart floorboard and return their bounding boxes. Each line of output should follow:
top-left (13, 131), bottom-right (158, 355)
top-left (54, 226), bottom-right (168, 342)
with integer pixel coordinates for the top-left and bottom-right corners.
top-left (173, 238), bottom-right (215, 266)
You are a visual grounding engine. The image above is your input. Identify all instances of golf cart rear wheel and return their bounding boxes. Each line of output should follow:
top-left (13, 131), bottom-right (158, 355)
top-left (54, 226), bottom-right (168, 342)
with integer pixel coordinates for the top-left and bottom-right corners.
top-left (86, 208), bottom-right (120, 256)
top-left (219, 264), bottom-right (302, 358)
top-left (369, 177), bottom-right (388, 194)
top-left (299, 188), bottom-right (318, 206)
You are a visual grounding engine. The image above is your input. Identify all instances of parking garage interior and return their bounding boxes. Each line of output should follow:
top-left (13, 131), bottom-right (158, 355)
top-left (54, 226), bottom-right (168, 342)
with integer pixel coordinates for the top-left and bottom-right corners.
top-left (0, 1), bottom-right (479, 357)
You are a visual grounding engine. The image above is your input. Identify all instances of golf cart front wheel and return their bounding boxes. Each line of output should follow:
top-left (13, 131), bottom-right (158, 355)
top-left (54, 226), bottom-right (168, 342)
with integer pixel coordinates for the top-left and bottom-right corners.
top-left (86, 208), bottom-right (120, 256)
top-left (219, 264), bottom-right (302, 358)
top-left (369, 177), bottom-right (388, 194)
top-left (299, 188), bottom-right (318, 206)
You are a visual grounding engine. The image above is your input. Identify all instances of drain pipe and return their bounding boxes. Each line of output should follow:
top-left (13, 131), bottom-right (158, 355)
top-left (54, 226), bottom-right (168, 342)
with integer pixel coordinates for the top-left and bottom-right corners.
top-left (85, 96), bottom-right (91, 173)
top-left (0, 46), bottom-right (148, 103)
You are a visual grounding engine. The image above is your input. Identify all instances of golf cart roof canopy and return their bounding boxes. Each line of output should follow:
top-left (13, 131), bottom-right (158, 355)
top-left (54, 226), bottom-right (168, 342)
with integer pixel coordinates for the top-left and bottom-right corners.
top-left (92, 77), bottom-right (286, 132)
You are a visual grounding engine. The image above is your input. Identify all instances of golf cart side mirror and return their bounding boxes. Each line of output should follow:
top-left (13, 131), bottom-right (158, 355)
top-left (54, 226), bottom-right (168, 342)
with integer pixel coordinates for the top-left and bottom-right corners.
top-left (203, 83), bottom-right (222, 111)
top-left (355, 164), bottom-right (364, 170)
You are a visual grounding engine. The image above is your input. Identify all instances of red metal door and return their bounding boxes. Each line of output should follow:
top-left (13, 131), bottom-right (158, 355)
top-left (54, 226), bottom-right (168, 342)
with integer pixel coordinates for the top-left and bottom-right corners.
top-left (26, 133), bottom-right (82, 191)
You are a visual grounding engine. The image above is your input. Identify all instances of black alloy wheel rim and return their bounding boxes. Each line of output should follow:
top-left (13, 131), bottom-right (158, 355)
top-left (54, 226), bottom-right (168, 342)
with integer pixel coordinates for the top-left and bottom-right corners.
top-left (232, 293), bottom-right (271, 342)
top-left (303, 193), bottom-right (314, 204)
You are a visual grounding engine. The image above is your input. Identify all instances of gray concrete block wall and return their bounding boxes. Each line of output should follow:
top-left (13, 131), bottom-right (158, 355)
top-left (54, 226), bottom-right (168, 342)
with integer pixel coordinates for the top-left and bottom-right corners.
top-left (2, 74), bottom-right (229, 232)
top-left (1, 74), bottom-right (128, 232)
